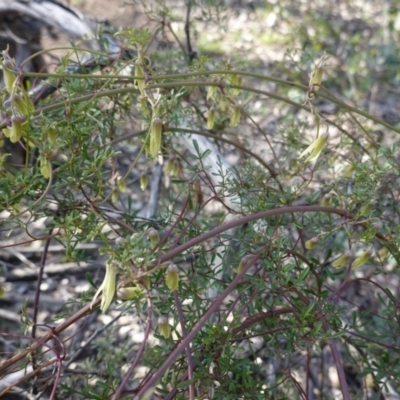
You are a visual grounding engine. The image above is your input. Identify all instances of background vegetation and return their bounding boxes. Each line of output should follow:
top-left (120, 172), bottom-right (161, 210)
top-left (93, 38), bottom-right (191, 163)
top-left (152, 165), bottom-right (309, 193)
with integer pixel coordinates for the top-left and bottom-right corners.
top-left (1, 0), bottom-right (400, 399)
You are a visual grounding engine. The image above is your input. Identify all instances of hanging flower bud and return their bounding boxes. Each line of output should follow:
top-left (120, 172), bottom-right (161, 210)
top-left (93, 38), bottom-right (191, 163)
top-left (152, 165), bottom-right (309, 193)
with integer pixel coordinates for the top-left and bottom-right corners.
top-left (172, 159), bottom-right (180, 176)
top-left (300, 132), bottom-right (328, 163)
top-left (165, 263), bottom-right (179, 292)
top-left (305, 237), bottom-right (319, 250)
top-left (111, 188), bottom-right (119, 204)
top-left (332, 251), bottom-right (352, 268)
top-left (118, 177), bottom-right (127, 193)
top-left (351, 249), bottom-right (372, 269)
top-left (149, 117), bottom-right (162, 158)
top-left (230, 74), bottom-right (242, 95)
top-left (342, 163), bottom-right (355, 178)
top-left (230, 74), bottom-right (241, 86)
top-left (165, 158), bottom-right (177, 176)
top-left (309, 53), bottom-right (328, 92)
top-left (253, 234), bottom-right (262, 244)
top-left (207, 84), bottom-right (217, 101)
top-left (320, 192), bottom-right (332, 207)
top-left (147, 227), bottom-right (160, 245)
top-left (140, 275), bottom-right (151, 290)
top-left (158, 317), bottom-right (171, 339)
top-left (309, 65), bottom-right (324, 92)
top-left (140, 174), bottom-right (148, 191)
top-left (117, 286), bottom-right (144, 301)
top-left (47, 126), bottom-right (57, 145)
top-left (2, 56), bottom-right (16, 94)
top-left (230, 105), bottom-right (241, 127)
top-left (207, 108), bottom-right (216, 130)
top-left (231, 74), bottom-right (242, 96)
top-left (9, 115), bottom-right (26, 143)
top-left (237, 254), bottom-right (254, 275)
top-left (134, 60), bottom-right (145, 96)
top-left (219, 97), bottom-right (229, 112)
top-left (91, 261), bottom-right (118, 313)
top-left (40, 158), bottom-right (52, 179)
top-left (377, 247), bottom-right (389, 259)
top-left (359, 203), bottom-right (374, 216)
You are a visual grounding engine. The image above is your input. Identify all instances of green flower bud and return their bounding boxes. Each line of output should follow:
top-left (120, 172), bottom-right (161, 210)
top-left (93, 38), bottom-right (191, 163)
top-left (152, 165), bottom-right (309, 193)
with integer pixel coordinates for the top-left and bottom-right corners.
top-left (309, 53), bottom-right (328, 92)
top-left (378, 247), bottom-right (389, 259)
top-left (351, 249), bottom-right (372, 269)
top-left (230, 74), bottom-right (242, 95)
top-left (118, 177), bottom-right (127, 193)
top-left (253, 234), bottom-right (262, 244)
top-left (47, 126), bottom-right (57, 145)
top-left (165, 158), bottom-right (180, 177)
top-left (305, 237), bottom-right (319, 250)
top-left (147, 227), bottom-right (160, 245)
top-left (342, 163), bottom-right (355, 178)
top-left (2, 57), bottom-right (16, 94)
top-left (332, 251), bottom-right (352, 268)
top-left (309, 66), bottom-right (324, 92)
top-left (158, 317), bottom-right (171, 339)
top-left (135, 61), bottom-right (145, 95)
top-left (9, 122), bottom-right (22, 143)
top-left (237, 254), bottom-right (254, 275)
top-left (365, 373), bottom-right (375, 389)
top-left (165, 159), bottom-right (175, 176)
top-left (117, 286), bottom-right (144, 301)
top-left (230, 105), bottom-right (241, 127)
top-left (165, 263), bottom-right (179, 292)
top-left (149, 117), bottom-right (162, 158)
top-left (219, 97), bottom-right (229, 112)
top-left (359, 203), bottom-right (374, 216)
top-left (9, 115), bottom-right (26, 143)
top-left (172, 160), bottom-right (180, 176)
top-left (40, 158), bottom-right (52, 179)
top-left (230, 74), bottom-right (241, 86)
top-left (320, 192), bottom-right (332, 207)
top-left (207, 84), bottom-right (217, 101)
top-left (140, 174), bottom-right (148, 191)
top-left (207, 108), bottom-right (216, 130)
top-left (111, 188), bottom-right (119, 204)
top-left (140, 275), bottom-right (151, 289)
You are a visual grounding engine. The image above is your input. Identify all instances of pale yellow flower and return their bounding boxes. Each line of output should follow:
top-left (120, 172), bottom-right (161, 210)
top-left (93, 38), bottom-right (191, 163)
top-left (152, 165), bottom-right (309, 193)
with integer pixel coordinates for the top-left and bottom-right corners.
top-left (351, 250), bottom-right (372, 269)
top-left (300, 133), bottom-right (328, 163)
top-left (91, 261), bottom-right (118, 313)
top-left (165, 263), bottom-right (179, 292)
top-left (158, 317), bottom-right (171, 339)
